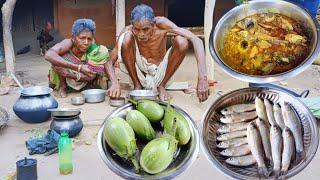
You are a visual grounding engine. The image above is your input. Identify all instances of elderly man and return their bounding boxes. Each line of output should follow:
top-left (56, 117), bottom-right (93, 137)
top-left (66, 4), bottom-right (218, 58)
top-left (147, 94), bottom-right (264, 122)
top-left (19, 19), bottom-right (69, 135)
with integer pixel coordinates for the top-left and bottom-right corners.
top-left (107, 4), bottom-right (209, 102)
top-left (45, 19), bottom-right (120, 98)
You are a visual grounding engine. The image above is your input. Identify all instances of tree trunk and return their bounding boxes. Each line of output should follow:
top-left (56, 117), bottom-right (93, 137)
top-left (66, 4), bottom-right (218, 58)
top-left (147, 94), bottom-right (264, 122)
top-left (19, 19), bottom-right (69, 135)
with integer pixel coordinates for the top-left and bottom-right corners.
top-left (204, 0), bottom-right (216, 81)
top-left (2, 0), bottom-right (17, 74)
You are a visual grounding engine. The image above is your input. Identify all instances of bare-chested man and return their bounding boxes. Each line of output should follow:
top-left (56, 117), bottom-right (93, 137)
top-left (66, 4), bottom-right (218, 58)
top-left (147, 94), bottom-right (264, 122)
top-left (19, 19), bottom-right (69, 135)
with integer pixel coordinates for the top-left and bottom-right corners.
top-left (45, 19), bottom-right (120, 98)
top-left (107, 4), bottom-right (209, 102)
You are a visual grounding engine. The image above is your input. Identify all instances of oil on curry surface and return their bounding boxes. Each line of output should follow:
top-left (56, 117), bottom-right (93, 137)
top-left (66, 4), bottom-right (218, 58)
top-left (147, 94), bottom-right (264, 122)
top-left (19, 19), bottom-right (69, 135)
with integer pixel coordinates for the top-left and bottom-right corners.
top-left (221, 13), bottom-right (311, 75)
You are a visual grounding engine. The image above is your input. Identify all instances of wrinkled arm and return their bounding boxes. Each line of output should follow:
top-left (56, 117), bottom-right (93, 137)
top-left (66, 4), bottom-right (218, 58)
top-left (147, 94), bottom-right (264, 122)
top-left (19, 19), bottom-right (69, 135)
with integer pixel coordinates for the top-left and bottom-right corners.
top-left (105, 45), bottom-right (119, 85)
top-left (44, 39), bottom-right (79, 71)
top-left (104, 26), bottom-right (131, 85)
top-left (157, 17), bottom-right (209, 102)
top-left (157, 17), bottom-right (207, 80)
top-left (105, 45), bottom-right (121, 98)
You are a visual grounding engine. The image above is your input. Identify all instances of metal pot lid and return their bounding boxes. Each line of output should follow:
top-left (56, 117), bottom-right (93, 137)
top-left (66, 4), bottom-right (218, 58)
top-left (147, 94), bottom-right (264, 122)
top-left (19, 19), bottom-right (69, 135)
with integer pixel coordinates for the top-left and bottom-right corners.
top-left (20, 86), bottom-right (53, 96)
top-left (48, 108), bottom-right (81, 117)
top-left (209, 0), bottom-right (320, 83)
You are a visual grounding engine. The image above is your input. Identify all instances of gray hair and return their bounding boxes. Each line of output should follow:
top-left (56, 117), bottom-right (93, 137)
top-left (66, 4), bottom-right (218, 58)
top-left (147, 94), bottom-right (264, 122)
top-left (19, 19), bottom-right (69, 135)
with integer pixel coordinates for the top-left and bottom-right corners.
top-left (131, 4), bottom-right (155, 24)
top-left (72, 19), bottom-right (96, 36)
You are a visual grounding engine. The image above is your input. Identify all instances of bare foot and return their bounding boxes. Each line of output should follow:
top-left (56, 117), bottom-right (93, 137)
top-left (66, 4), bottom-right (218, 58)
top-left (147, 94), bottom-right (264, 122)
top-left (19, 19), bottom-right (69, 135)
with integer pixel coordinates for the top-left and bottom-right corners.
top-left (58, 86), bottom-right (67, 98)
top-left (157, 86), bottom-right (171, 101)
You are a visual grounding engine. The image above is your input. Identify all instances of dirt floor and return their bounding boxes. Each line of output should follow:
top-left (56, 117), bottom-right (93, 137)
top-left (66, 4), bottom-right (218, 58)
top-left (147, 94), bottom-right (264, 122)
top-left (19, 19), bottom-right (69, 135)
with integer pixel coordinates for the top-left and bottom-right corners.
top-left (0, 52), bottom-right (320, 180)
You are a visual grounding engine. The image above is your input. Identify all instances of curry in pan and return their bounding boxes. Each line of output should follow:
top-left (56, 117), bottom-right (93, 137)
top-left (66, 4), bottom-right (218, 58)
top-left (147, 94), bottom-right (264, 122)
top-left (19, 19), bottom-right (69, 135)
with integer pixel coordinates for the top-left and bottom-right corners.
top-left (221, 13), bottom-right (311, 75)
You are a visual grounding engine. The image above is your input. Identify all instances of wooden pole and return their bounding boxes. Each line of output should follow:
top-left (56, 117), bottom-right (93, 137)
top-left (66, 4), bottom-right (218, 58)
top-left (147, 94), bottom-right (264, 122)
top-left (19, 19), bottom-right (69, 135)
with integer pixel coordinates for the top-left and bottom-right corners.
top-left (2, 0), bottom-right (17, 74)
top-left (116, 0), bottom-right (125, 39)
top-left (204, 0), bottom-right (216, 82)
top-left (53, 0), bottom-right (59, 31)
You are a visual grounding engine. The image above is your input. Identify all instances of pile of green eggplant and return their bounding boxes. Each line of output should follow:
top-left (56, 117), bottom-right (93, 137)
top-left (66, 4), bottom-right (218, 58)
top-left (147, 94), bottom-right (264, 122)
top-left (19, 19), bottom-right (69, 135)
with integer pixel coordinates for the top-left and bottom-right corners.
top-left (103, 99), bottom-right (192, 174)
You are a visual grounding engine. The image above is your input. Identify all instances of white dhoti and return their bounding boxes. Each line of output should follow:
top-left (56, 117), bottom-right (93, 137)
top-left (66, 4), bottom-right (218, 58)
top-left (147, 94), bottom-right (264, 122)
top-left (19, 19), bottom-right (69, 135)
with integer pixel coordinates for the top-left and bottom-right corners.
top-left (117, 32), bottom-right (172, 90)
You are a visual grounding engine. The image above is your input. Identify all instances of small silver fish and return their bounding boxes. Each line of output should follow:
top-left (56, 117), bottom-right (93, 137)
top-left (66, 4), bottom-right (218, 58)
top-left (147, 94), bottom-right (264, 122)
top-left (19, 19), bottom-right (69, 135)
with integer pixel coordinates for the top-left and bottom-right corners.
top-left (217, 122), bottom-right (250, 133)
top-left (217, 130), bottom-right (247, 141)
top-left (273, 103), bottom-right (285, 130)
top-left (270, 125), bottom-right (283, 177)
top-left (217, 137), bottom-right (248, 149)
top-left (255, 118), bottom-right (272, 163)
top-left (221, 104), bottom-right (256, 115)
top-left (255, 97), bottom-right (269, 125)
top-left (247, 122), bottom-right (269, 177)
top-left (220, 111), bottom-right (257, 124)
top-left (264, 99), bottom-right (276, 126)
top-left (220, 144), bottom-right (251, 157)
top-left (281, 127), bottom-right (295, 177)
top-left (282, 102), bottom-right (304, 163)
top-left (226, 155), bottom-right (256, 167)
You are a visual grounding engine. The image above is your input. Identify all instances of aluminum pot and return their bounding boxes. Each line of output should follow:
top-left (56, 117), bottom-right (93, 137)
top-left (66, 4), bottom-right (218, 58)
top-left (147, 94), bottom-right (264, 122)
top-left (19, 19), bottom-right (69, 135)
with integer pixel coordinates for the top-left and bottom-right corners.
top-left (81, 89), bottom-right (106, 103)
top-left (210, 0), bottom-right (320, 83)
top-left (109, 97), bottom-right (126, 107)
top-left (129, 90), bottom-right (158, 101)
top-left (71, 96), bottom-right (85, 105)
top-left (13, 86), bottom-right (58, 123)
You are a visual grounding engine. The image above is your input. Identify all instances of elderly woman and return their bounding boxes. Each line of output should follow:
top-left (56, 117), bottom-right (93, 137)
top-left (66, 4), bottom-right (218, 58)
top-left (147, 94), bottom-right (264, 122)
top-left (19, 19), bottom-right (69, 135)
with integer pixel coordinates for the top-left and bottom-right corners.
top-left (45, 19), bottom-right (120, 98)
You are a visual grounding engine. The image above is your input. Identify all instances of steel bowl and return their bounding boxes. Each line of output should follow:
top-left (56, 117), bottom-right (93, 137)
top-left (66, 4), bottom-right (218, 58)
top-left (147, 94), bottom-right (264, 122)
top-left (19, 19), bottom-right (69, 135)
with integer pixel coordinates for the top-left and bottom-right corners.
top-left (47, 108), bottom-right (81, 117)
top-left (71, 96), bottom-right (85, 106)
top-left (109, 97), bottom-right (126, 107)
top-left (201, 87), bottom-right (319, 179)
top-left (81, 89), bottom-right (106, 103)
top-left (210, 0), bottom-right (320, 83)
top-left (129, 90), bottom-right (158, 101)
top-left (97, 101), bottom-right (199, 179)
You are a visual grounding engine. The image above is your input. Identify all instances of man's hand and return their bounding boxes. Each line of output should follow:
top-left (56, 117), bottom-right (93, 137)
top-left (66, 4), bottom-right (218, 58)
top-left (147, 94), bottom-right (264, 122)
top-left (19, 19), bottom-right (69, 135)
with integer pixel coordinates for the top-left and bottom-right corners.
top-left (106, 82), bottom-right (121, 99)
top-left (197, 77), bottom-right (209, 102)
top-left (80, 65), bottom-right (96, 79)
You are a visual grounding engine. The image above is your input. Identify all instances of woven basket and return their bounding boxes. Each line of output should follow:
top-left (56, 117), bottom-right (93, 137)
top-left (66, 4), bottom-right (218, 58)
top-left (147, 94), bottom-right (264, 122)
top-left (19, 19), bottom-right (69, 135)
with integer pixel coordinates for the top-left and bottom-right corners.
top-left (0, 107), bottom-right (9, 130)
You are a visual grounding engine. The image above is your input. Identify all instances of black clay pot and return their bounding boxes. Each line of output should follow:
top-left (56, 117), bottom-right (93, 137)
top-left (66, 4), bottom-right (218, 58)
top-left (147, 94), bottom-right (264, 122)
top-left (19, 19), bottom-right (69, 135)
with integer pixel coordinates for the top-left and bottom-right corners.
top-left (13, 86), bottom-right (58, 123)
top-left (50, 115), bottom-right (83, 138)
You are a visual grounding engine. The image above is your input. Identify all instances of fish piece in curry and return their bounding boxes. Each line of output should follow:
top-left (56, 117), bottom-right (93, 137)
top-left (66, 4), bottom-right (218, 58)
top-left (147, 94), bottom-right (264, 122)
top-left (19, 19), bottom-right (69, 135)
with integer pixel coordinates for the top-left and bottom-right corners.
top-left (221, 13), bottom-right (310, 75)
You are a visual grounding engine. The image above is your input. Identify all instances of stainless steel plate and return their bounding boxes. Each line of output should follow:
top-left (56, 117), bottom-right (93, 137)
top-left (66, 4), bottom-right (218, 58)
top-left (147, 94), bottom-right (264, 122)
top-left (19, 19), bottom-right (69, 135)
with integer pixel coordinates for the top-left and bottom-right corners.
top-left (47, 108), bottom-right (81, 117)
top-left (201, 87), bottom-right (319, 179)
top-left (97, 101), bottom-right (199, 180)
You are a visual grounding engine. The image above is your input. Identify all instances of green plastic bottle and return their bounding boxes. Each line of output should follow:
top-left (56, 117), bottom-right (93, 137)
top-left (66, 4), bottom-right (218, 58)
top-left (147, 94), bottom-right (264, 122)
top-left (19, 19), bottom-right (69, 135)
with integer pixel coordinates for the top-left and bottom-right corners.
top-left (58, 132), bottom-right (73, 175)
